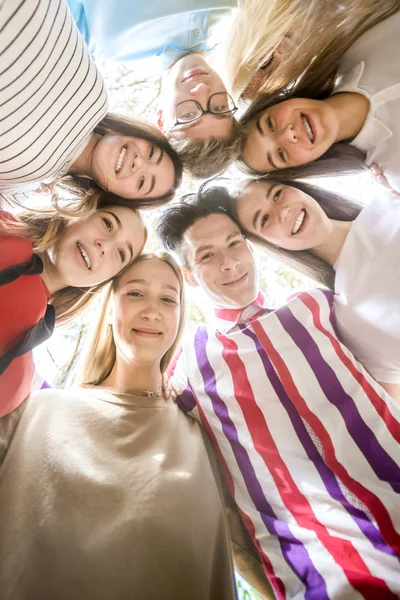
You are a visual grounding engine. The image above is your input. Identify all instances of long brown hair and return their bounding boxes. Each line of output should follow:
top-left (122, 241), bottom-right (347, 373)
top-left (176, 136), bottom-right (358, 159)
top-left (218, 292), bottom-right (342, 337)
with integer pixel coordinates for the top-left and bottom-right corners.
top-left (80, 252), bottom-right (186, 386)
top-left (30, 113), bottom-right (183, 215)
top-left (224, 0), bottom-right (400, 103)
top-left (1, 198), bottom-right (147, 326)
top-left (228, 178), bottom-right (363, 288)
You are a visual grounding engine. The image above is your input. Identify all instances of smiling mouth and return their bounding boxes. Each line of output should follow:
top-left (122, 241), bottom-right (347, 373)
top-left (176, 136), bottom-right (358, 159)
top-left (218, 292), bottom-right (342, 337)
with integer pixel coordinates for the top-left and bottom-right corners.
top-left (301, 113), bottom-right (314, 143)
top-left (223, 273), bottom-right (248, 286)
top-left (77, 241), bottom-right (92, 270)
top-left (181, 68), bottom-right (208, 83)
top-left (291, 209), bottom-right (306, 235)
top-left (115, 146), bottom-right (127, 174)
top-left (132, 328), bottom-right (162, 338)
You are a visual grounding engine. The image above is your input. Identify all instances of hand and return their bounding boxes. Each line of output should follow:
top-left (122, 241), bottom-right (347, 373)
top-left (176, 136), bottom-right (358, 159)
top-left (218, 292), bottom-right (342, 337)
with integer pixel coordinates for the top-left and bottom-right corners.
top-left (370, 164), bottom-right (400, 196)
top-left (162, 373), bottom-right (178, 403)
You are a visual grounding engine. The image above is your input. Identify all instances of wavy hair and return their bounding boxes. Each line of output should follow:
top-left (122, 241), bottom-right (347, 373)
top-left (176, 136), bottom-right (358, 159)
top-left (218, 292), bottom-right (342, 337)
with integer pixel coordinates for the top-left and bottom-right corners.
top-left (223, 0), bottom-right (400, 103)
top-left (1, 197), bottom-right (147, 326)
top-left (80, 252), bottom-right (186, 386)
top-left (227, 177), bottom-right (363, 288)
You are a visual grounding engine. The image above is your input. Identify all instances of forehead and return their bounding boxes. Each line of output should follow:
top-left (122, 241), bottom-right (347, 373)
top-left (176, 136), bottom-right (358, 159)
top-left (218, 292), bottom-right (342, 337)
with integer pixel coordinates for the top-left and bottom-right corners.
top-left (119, 258), bottom-right (179, 288)
top-left (184, 213), bottom-right (240, 250)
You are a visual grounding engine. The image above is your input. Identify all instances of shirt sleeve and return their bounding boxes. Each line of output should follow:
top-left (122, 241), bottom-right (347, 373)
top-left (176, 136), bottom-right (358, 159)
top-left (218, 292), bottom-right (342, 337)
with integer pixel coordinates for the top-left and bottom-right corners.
top-left (167, 346), bottom-right (197, 414)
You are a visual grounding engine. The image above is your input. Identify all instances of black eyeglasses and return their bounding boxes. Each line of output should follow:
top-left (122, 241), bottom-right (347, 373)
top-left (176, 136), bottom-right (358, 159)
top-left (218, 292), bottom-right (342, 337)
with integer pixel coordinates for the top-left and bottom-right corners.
top-left (171, 93), bottom-right (238, 129)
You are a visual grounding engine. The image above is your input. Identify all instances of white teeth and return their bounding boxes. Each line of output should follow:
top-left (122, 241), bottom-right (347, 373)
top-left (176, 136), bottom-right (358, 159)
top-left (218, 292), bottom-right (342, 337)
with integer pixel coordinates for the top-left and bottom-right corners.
top-left (115, 146), bottom-right (126, 173)
top-left (301, 114), bottom-right (314, 143)
top-left (77, 241), bottom-right (91, 270)
top-left (292, 210), bottom-right (305, 235)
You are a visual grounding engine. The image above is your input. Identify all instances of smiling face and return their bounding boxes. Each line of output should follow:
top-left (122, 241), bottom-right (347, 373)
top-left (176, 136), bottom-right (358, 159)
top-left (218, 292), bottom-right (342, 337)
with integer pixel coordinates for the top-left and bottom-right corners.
top-left (241, 98), bottom-right (339, 172)
top-left (183, 212), bottom-right (258, 309)
top-left (50, 206), bottom-right (146, 288)
top-left (237, 180), bottom-right (332, 250)
top-left (110, 258), bottom-right (181, 367)
top-left (158, 53), bottom-right (234, 140)
top-left (90, 135), bottom-right (175, 199)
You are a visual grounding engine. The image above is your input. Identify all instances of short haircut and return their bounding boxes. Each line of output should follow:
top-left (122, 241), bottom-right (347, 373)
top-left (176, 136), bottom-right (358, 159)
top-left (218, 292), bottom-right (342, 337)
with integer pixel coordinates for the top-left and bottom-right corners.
top-left (167, 119), bottom-right (245, 179)
top-left (157, 182), bottom-right (234, 269)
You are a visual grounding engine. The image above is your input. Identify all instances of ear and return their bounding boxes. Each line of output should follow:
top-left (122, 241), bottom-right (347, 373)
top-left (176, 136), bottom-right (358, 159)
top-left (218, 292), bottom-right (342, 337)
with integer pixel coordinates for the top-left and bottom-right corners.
top-left (156, 108), bottom-right (165, 133)
top-left (182, 267), bottom-right (199, 287)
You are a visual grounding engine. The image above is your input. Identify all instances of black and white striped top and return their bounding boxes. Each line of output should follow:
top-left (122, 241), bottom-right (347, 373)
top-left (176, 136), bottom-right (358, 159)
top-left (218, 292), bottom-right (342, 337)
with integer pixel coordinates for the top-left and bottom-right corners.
top-left (0, 0), bottom-right (108, 192)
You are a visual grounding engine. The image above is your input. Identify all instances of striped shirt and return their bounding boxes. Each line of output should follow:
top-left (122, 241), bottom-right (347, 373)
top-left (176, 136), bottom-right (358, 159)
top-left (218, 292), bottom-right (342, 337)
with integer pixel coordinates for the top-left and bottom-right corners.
top-left (0, 0), bottom-right (108, 193)
top-left (170, 288), bottom-right (400, 599)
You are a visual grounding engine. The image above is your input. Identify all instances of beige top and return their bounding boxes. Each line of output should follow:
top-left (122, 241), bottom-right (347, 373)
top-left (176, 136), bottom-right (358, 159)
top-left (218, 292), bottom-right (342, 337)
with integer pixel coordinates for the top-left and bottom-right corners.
top-left (0, 386), bottom-right (238, 600)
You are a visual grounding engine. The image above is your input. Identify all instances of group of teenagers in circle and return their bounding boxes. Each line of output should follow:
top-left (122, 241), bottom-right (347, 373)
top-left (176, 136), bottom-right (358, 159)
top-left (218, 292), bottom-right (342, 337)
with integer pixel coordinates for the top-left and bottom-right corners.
top-left (1, 1), bottom-right (400, 599)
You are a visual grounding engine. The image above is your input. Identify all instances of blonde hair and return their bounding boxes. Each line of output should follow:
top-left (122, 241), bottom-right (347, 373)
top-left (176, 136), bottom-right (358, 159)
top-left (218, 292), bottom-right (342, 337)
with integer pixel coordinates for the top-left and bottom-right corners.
top-left (2, 199), bottom-right (147, 326)
top-left (168, 120), bottom-right (245, 179)
top-left (80, 252), bottom-right (186, 386)
top-left (223, 0), bottom-right (400, 103)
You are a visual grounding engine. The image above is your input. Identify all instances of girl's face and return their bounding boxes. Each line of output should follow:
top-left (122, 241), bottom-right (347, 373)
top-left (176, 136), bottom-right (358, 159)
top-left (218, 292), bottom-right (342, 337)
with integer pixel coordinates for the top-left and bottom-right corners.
top-left (91, 135), bottom-right (175, 200)
top-left (110, 258), bottom-right (181, 366)
top-left (241, 98), bottom-right (339, 172)
top-left (237, 180), bottom-right (332, 250)
top-left (51, 206), bottom-right (146, 287)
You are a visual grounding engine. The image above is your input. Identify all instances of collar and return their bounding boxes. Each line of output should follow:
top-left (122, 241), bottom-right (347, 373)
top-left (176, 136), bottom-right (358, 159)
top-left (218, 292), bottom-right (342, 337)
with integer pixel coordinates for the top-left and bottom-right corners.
top-left (214, 292), bottom-right (268, 333)
top-left (333, 61), bottom-right (393, 151)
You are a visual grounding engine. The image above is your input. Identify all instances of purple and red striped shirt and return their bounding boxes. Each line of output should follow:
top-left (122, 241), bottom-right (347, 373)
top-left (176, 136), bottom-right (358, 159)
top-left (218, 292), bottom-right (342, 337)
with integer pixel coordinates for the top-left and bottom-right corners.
top-left (169, 288), bottom-right (400, 599)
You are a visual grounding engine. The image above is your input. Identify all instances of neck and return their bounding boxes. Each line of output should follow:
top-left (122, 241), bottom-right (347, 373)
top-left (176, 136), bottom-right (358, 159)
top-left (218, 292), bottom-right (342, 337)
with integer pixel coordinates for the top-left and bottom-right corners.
top-left (69, 133), bottom-right (100, 177)
top-left (325, 92), bottom-right (370, 142)
top-left (38, 250), bottom-right (67, 295)
top-left (101, 354), bottom-right (163, 395)
top-left (311, 220), bottom-right (352, 267)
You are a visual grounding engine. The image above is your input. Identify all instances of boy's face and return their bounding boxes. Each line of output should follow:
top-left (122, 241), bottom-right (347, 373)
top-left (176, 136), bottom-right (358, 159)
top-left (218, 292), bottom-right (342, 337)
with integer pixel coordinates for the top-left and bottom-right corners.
top-left (183, 213), bottom-right (258, 309)
top-left (158, 53), bottom-right (234, 140)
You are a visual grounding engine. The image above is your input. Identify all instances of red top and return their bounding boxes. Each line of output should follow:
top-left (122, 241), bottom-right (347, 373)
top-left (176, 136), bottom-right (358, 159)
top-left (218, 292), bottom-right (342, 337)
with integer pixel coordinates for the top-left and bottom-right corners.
top-left (0, 212), bottom-right (50, 417)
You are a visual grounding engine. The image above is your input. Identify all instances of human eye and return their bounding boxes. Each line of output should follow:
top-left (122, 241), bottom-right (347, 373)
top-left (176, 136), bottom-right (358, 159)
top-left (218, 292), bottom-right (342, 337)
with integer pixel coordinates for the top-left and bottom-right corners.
top-left (229, 239), bottom-right (241, 248)
top-left (127, 290), bottom-right (142, 297)
top-left (118, 248), bottom-right (126, 263)
top-left (102, 217), bottom-right (113, 232)
top-left (267, 116), bottom-right (275, 132)
top-left (213, 103), bottom-right (228, 113)
top-left (180, 109), bottom-right (198, 120)
top-left (261, 214), bottom-right (269, 228)
top-left (273, 188), bottom-right (282, 202)
top-left (278, 148), bottom-right (286, 163)
top-left (162, 296), bottom-right (178, 305)
top-left (148, 144), bottom-right (154, 160)
top-left (138, 176), bottom-right (145, 191)
top-left (200, 252), bottom-right (213, 262)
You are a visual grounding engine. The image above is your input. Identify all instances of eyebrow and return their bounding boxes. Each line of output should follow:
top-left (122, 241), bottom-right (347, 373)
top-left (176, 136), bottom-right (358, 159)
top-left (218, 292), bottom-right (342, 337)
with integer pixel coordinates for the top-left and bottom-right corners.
top-left (125, 278), bottom-right (179, 294)
top-left (256, 114), bottom-right (279, 170)
top-left (256, 114), bottom-right (264, 135)
top-left (267, 152), bottom-right (278, 170)
top-left (103, 210), bottom-right (122, 228)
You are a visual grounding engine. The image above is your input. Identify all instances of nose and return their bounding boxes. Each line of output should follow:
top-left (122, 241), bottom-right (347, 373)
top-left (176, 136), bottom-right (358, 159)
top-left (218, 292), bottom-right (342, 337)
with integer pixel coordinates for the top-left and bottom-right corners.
top-left (220, 253), bottom-right (240, 272)
top-left (95, 238), bottom-right (110, 257)
top-left (140, 302), bottom-right (161, 322)
top-left (189, 82), bottom-right (210, 105)
top-left (132, 151), bottom-right (145, 170)
top-left (277, 204), bottom-right (292, 224)
top-left (281, 123), bottom-right (297, 144)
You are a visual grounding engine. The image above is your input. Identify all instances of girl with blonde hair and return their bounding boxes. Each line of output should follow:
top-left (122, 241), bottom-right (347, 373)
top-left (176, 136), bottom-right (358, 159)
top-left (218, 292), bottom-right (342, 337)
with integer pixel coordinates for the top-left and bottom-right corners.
top-left (228, 176), bottom-right (400, 402)
top-left (0, 196), bottom-right (146, 421)
top-left (0, 252), bottom-right (242, 600)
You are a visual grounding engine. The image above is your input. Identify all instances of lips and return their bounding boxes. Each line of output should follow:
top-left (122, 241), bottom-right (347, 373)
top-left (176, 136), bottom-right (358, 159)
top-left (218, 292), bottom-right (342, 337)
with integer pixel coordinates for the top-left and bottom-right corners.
top-left (291, 209), bottom-right (306, 235)
top-left (222, 273), bottom-right (248, 287)
top-left (300, 113), bottom-right (315, 143)
top-left (132, 328), bottom-right (162, 338)
top-left (76, 241), bottom-right (92, 270)
top-left (181, 68), bottom-right (208, 83)
top-left (115, 145), bottom-right (127, 174)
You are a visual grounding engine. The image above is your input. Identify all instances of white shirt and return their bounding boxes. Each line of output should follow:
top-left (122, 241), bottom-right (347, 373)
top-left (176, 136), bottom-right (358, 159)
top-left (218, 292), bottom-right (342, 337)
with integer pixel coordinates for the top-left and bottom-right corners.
top-left (0, 0), bottom-right (108, 193)
top-left (334, 12), bottom-right (400, 192)
top-left (334, 191), bottom-right (400, 383)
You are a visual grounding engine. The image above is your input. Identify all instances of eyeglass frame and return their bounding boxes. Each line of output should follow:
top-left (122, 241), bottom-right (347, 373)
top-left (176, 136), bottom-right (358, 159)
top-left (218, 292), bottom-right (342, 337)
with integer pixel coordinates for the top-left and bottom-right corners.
top-left (170, 93), bottom-right (238, 130)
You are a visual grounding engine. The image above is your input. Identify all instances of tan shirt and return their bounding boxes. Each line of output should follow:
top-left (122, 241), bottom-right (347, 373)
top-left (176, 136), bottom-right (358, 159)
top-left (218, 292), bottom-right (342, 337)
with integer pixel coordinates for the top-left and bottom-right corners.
top-left (0, 387), bottom-right (239, 600)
